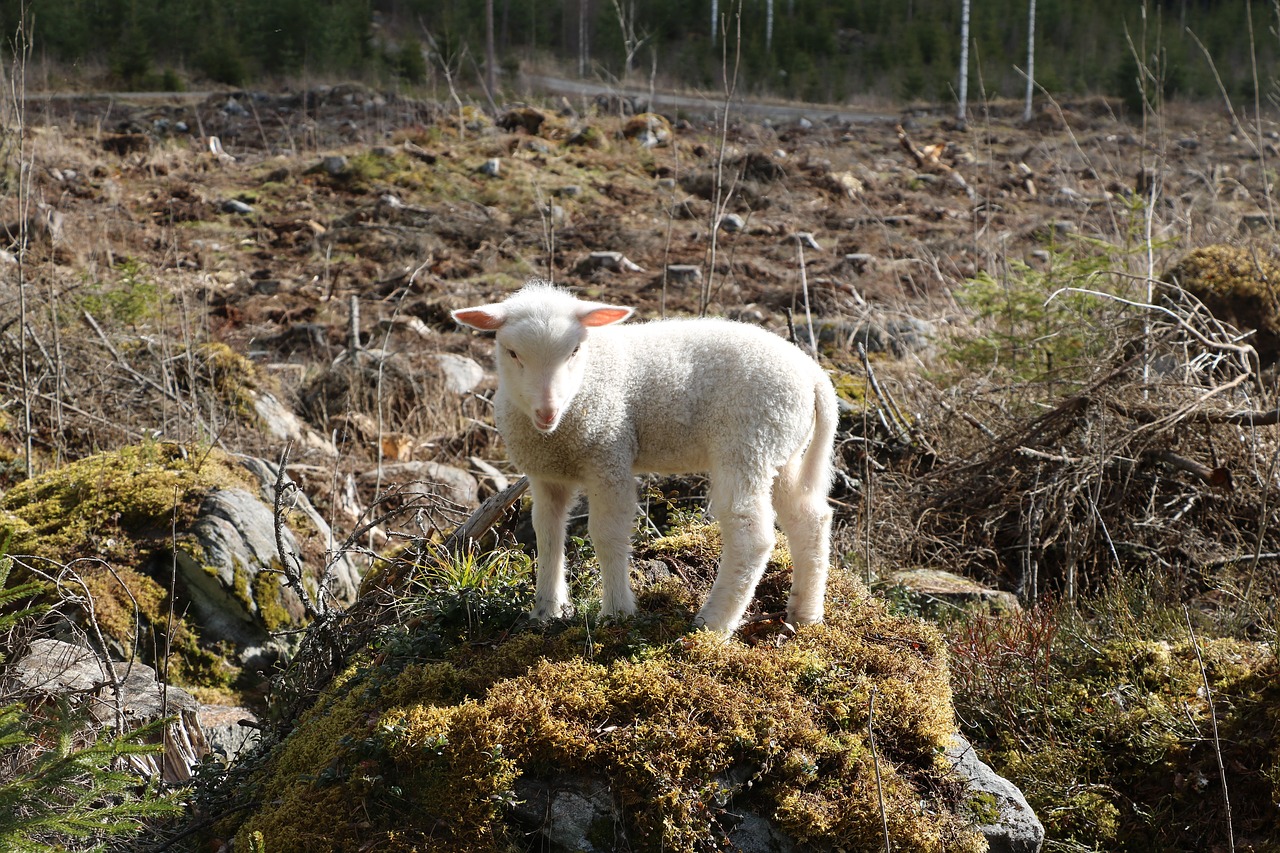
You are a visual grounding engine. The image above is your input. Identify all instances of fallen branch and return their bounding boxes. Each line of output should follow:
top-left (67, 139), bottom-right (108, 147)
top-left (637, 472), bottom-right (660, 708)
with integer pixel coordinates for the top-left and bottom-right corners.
top-left (442, 475), bottom-right (529, 550)
top-left (1144, 450), bottom-right (1233, 490)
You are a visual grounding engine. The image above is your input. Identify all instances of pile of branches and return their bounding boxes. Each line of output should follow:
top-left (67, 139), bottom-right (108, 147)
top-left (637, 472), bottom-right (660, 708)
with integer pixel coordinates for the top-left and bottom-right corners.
top-left (870, 287), bottom-right (1280, 607)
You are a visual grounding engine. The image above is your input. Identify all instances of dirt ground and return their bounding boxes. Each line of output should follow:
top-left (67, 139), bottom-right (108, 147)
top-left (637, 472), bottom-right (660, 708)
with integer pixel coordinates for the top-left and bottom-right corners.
top-left (1, 84), bottom-right (1270, 550)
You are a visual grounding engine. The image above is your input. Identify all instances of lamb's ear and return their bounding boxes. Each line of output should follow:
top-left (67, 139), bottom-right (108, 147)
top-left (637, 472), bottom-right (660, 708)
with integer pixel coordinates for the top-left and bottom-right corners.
top-left (452, 304), bottom-right (507, 331)
top-left (578, 305), bottom-right (634, 327)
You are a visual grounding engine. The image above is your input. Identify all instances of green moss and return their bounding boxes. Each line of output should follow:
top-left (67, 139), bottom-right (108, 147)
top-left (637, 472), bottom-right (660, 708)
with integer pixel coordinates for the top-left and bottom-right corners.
top-left (0, 442), bottom-right (256, 686)
top-left (251, 566), bottom-right (293, 633)
top-left (951, 604), bottom-right (1280, 850)
top-left (229, 534), bottom-right (984, 853)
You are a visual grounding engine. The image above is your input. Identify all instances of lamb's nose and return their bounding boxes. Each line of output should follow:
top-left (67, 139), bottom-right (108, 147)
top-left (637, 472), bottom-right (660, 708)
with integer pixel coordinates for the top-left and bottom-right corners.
top-left (534, 407), bottom-right (558, 430)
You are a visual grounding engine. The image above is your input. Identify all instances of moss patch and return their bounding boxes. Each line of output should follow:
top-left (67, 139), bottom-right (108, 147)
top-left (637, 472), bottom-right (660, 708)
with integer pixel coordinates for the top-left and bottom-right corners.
top-left (950, 604), bottom-right (1280, 851)
top-left (231, 541), bottom-right (984, 853)
top-left (1162, 244), bottom-right (1280, 363)
top-left (0, 442), bottom-right (256, 686)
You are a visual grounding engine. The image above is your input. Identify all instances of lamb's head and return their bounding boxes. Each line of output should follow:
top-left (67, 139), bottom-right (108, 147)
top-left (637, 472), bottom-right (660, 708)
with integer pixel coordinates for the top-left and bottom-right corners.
top-left (453, 284), bottom-right (633, 434)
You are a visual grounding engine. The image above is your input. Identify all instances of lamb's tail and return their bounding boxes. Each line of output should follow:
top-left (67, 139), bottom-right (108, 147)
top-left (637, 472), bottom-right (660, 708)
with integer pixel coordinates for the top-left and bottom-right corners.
top-left (799, 371), bottom-right (839, 493)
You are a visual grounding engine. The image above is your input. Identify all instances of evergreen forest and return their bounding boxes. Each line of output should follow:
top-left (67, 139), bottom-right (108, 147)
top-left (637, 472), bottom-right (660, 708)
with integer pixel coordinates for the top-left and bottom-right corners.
top-left (0, 0), bottom-right (1274, 108)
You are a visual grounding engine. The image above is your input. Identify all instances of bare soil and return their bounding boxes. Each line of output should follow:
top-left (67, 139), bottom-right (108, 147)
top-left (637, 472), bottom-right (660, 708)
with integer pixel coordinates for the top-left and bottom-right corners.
top-left (1, 84), bottom-right (1272, 565)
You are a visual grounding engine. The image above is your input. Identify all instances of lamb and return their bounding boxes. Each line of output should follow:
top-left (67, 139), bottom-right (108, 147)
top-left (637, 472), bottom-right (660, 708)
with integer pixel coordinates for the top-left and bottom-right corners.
top-left (452, 282), bottom-right (838, 633)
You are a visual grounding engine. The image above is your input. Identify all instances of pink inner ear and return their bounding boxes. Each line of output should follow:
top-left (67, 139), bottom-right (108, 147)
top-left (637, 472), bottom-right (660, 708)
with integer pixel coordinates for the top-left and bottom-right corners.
top-left (580, 307), bottom-right (633, 327)
top-left (453, 308), bottom-right (505, 331)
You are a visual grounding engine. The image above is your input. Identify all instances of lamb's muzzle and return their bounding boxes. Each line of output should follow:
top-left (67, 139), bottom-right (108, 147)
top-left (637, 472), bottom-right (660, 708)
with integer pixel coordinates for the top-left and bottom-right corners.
top-left (453, 281), bottom-right (838, 634)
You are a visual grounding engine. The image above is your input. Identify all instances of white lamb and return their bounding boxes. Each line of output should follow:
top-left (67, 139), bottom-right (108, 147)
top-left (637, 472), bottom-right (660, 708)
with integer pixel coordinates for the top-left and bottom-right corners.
top-left (453, 282), bottom-right (838, 633)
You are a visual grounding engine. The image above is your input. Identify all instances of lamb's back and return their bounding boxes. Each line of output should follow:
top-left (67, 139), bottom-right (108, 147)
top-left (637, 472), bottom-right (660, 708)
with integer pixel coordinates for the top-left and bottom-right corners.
top-left (598, 318), bottom-right (823, 473)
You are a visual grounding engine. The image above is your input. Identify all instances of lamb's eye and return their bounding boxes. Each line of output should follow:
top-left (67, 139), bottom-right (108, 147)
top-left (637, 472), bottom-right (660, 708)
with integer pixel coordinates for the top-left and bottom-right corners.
top-left (506, 348), bottom-right (520, 362)
top-left (571, 344), bottom-right (581, 357)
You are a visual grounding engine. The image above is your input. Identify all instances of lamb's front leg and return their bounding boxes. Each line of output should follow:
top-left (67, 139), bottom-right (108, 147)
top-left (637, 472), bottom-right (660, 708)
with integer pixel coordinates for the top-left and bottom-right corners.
top-left (586, 476), bottom-right (638, 618)
top-left (530, 478), bottom-right (575, 619)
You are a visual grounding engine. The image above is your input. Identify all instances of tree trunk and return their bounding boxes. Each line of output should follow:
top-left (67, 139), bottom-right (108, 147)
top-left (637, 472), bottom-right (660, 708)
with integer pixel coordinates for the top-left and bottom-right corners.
top-left (957, 0), bottom-right (970, 125)
top-left (1023, 0), bottom-right (1037, 122)
top-left (485, 0), bottom-right (496, 96)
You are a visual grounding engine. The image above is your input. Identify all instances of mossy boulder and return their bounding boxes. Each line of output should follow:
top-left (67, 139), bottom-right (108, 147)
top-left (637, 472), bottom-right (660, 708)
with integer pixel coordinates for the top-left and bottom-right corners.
top-left (1162, 244), bottom-right (1280, 364)
top-left (953, 614), bottom-right (1280, 850)
top-left (0, 442), bottom-right (356, 691)
top-left (226, 545), bottom-right (989, 853)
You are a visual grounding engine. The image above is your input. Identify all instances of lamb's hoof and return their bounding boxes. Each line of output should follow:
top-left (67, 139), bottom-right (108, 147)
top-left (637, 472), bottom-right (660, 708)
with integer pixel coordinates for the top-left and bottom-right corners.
top-left (528, 600), bottom-right (574, 621)
top-left (786, 609), bottom-right (824, 627)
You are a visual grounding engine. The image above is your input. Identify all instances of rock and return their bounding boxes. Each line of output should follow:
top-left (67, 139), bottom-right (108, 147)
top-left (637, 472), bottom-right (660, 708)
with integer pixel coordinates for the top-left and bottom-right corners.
top-left (429, 352), bottom-right (486, 394)
top-left (719, 213), bottom-right (746, 232)
top-left (222, 199), bottom-right (254, 215)
top-left (236, 455), bottom-right (362, 605)
top-left (886, 568), bottom-right (1022, 616)
top-left (198, 703), bottom-right (260, 763)
top-left (11, 639), bottom-right (209, 783)
top-left (827, 170), bottom-right (864, 197)
top-left (793, 231), bottom-right (821, 251)
top-left (178, 487), bottom-right (311, 658)
top-left (250, 389), bottom-right (339, 458)
top-left (553, 184), bottom-right (583, 198)
top-left (479, 157), bottom-right (501, 177)
top-left (359, 460), bottom-right (480, 510)
top-left (948, 734), bottom-right (1046, 853)
top-left (321, 155), bottom-right (349, 177)
top-left (664, 264), bottom-right (703, 284)
top-left (844, 252), bottom-right (875, 273)
top-left (622, 112), bottom-right (673, 147)
top-left (469, 455), bottom-right (509, 496)
top-left (498, 106), bottom-right (547, 135)
top-left (577, 250), bottom-right (644, 273)
top-left (799, 316), bottom-right (935, 357)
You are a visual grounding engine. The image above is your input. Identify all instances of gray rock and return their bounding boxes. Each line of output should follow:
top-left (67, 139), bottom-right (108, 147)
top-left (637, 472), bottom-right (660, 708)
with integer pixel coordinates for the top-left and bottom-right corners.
top-left (321, 155), bottom-right (349, 177)
top-left (359, 460), bottom-right (480, 510)
top-left (12, 639), bottom-right (208, 783)
top-left (179, 487), bottom-right (307, 656)
top-left (430, 352), bottom-right (487, 394)
top-left (947, 733), bottom-right (1045, 853)
top-left (886, 568), bottom-right (1021, 616)
top-left (719, 212), bottom-right (746, 232)
top-left (798, 316), bottom-right (935, 357)
top-left (198, 703), bottom-right (260, 763)
top-left (665, 264), bottom-right (703, 284)
top-left (222, 199), bottom-right (254, 215)
top-left (480, 157), bottom-right (501, 177)
top-left (579, 250), bottom-right (644, 273)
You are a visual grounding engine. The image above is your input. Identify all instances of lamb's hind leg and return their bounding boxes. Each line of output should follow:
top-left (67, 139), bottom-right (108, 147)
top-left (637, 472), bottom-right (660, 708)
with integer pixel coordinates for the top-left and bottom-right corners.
top-left (530, 478), bottom-right (575, 619)
top-left (696, 473), bottom-right (777, 634)
top-left (774, 459), bottom-right (833, 625)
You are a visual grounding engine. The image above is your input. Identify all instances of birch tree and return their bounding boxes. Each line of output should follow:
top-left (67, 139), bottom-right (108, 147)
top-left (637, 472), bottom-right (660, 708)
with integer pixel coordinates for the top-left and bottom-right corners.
top-left (1023, 0), bottom-right (1036, 122)
top-left (957, 0), bottom-right (970, 125)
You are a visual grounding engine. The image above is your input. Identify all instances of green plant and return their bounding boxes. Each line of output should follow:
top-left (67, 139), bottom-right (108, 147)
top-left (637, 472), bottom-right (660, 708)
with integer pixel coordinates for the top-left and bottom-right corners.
top-left (948, 249), bottom-right (1116, 383)
top-left (0, 700), bottom-right (179, 851)
top-left (79, 258), bottom-right (167, 326)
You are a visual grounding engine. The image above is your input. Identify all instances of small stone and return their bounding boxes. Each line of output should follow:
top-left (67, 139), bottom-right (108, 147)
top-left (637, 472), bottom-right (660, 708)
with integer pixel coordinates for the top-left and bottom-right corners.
top-left (665, 264), bottom-right (703, 284)
top-left (222, 199), bottom-right (254, 215)
top-left (321, 155), bottom-right (349, 177)
top-left (794, 231), bottom-right (821, 251)
top-left (429, 353), bottom-right (486, 394)
top-left (719, 213), bottom-right (745, 232)
top-left (553, 184), bottom-right (583, 198)
top-left (844, 252), bottom-right (874, 273)
top-left (580, 251), bottom-right (644, 273)
top-left (479, 157), bottom-right (501, 177)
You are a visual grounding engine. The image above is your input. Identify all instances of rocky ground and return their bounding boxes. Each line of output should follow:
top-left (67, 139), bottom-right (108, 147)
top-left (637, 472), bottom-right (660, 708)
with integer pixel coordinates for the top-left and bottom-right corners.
top-left (4, 82), bottom-right (1280, 851)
